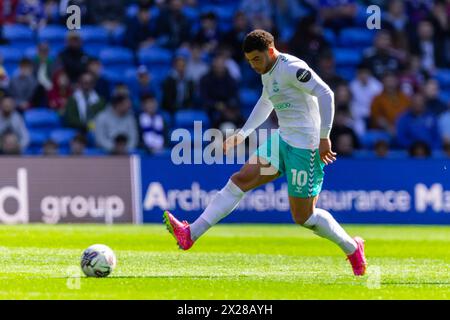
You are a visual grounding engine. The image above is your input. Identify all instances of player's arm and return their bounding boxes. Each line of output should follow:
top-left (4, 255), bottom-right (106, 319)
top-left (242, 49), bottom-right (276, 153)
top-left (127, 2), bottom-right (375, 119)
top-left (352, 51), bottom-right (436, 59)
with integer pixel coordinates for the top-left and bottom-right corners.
top-left (288, 62), bottom-right (337, 164)
top-left (223, 89), bottom-right (273, 154)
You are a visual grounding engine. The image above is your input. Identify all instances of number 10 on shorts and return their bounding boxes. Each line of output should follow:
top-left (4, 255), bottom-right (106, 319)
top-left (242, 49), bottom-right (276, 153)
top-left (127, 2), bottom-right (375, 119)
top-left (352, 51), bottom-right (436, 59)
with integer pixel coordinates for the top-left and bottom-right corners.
top-left (291, 169), bottom-right (308, 187)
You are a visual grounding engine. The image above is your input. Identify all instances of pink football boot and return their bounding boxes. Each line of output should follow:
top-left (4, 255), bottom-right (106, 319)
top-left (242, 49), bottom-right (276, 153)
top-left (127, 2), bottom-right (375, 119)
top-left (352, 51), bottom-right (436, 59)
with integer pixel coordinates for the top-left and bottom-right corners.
top-left (163, 211), bottom-right (194, 250)
top-left (346, 236), bottom-right (367, 276)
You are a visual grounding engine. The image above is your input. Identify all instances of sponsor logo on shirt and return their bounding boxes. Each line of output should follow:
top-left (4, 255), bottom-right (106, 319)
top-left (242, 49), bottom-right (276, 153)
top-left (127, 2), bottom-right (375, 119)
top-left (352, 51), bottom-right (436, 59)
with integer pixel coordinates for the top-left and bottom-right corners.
top-left (274, 102), bottom-right (291, 110)
top-left (296, 68), bottom-right (311, 83)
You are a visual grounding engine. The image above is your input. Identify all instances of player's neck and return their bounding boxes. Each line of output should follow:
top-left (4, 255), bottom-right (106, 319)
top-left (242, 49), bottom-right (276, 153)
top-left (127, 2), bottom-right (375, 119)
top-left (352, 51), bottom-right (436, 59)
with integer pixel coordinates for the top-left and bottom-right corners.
top-left (265, 50), bottom-right (280, 74)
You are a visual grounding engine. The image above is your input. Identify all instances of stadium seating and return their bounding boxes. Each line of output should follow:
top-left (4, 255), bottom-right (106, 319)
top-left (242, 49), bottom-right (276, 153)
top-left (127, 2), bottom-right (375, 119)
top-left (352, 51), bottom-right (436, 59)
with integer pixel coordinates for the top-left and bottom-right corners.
top-left (0, 46), bottom-right (24, 64)
top-left (49, 128), bottom-right (78, 147)
top-left (79, 26), bottom-right (109, 45)
top-left (38, 25), bottom-right (67, 45)
top-left (24, 108), bottom-right (61, 130)
top-left (27, 129), bottom-right (50, 147)
top-left (435, 69), bottom-right (450, 89)
top-left (360, 130), bottom-right (392, 149)
top-left (340, 28), bottom-right (376, 48)
top-left (175, 110), bottom-right (210, 129)
top-left (138, 46), bottom-right (173, 66)
top-left (333, 48), bottom-right (363, 67)
top-left (100, 47), bottom-right (134, 66)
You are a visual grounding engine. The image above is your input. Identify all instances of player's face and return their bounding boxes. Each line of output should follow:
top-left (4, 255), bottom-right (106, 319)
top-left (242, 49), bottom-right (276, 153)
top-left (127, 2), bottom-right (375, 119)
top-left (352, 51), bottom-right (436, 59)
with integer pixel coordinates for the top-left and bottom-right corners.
top-left (245, 50), bottom-right (270, 74)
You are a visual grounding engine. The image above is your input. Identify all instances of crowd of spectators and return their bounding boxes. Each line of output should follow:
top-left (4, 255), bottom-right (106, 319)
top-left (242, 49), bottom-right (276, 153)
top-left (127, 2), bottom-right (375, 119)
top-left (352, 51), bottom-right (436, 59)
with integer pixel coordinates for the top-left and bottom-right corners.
top-left (0, 0), bottom-right (448, 159)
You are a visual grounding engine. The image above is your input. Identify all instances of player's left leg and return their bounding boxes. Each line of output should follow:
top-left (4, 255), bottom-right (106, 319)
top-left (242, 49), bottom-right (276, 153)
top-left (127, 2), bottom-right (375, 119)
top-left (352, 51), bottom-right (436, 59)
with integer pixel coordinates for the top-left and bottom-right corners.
top-left (285, 147), bottom-right (367, 275)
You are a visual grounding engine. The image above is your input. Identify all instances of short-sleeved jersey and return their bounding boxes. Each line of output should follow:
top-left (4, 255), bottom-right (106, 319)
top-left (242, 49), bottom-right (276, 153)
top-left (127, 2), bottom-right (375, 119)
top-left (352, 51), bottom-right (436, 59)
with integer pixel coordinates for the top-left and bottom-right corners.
top-left (261, 53), bottom-right (331, 149)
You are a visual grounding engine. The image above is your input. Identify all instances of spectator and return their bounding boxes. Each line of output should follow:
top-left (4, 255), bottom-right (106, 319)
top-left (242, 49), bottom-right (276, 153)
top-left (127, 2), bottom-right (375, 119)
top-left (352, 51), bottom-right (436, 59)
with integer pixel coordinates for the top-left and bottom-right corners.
top-left (374, 140), bottom-right (390, 158)
top-left (362, 30), bottom-right (404, 80)
top-left (86, 57), bottom-right (110, 101)
top-left (16, 0), bottom-right (46, 30)
top-left (399, 55), bottom-right (427, 96)
top-left (396, 92), bottom-right (441, 150)
top-left (31, 42), bottom-right (54, 107)
top-left (55, 31), bottom-right (89, 83)
top-left (63, 72), bottom-right (106, 132)
top-left (0, 96), bottom-right (29, 151)
top-left (424, 79), bottom-right (447, 115)
top-left (161, 55), bottom-right (195, 114)
top-left (222, 11), bottom-right (250, 63)
top-left (87, 0), bottom-right (125, 31)
top-left (185, 42), bottom-right (209, 86)
top-left (124, 3), bottom-right (156, 52)
top-left (135, 65), bottom-right (157, 99)
top-left (217, 44), bottom-right (242, 83)
top-left (48, 69), bottom-right (73, 111)
top-left (438, 104), bottom-right (450, 144)
top-left (9, 58), bottom-right (38, 111)
top-left (1, 131), bottom-right (21, 155)
top-left (43, 0), bottom-right (59, 24)
top-left (370, 72), bottom-right (410, 135)
top-left (411, 20), bottom-right (449, 74)
top-left (213, 105), bottom-right (245, 133)
top-left (316, 52), bottom-right (346, 91)
top-left (0, 0), bottom-right (19, 25)
top-left (200, 53), bottom-right (239, 122)
top-left (382, 0), bottom-right (410, 51)
top-left (334, 133), bottom-right (356, 157)
top-left (0, 65), bottom-right (10, 91)
top-left (139, 94), bottom-right (165, 154)
top-left (319, 0), bottom-right (357, 35)
top-left (70, 133), bottom-right (87, 156)
top-left (411, 19), bottom-right (449, 73)
top-left (110, 134), bottom-right (129, 156)
top-left (330, 105), bottom-right (360, 154)
top-left (193, 12), bottom-right (221, 53)
top-left (443, 141), bottom-right (450, 158)
top-left (289, 16), bottom-right (330, 70)
top-left (94, 94), bottom-right (138, 153)
top-left (408, 141), bottom-right (431, 158)
top-left (239, 0), bottom-right (272, 31)
top-left (42, 139), bottom-right (59, 156)
top-left (349, 62), bottom-right (383, 136)
top-left (155, 0), bottom-right (191, 49)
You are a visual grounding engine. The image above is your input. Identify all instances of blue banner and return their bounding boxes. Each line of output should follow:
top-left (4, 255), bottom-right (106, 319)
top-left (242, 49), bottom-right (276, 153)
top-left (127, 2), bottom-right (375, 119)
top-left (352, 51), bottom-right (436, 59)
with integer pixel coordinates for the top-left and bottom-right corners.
top-left (140, 155), bottom-right (450, 224)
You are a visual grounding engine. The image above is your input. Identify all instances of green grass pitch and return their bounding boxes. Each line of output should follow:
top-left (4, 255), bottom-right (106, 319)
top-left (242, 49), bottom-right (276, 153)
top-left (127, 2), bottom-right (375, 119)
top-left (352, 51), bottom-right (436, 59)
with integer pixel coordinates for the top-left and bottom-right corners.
top-left (0, 224), bottom-right (448, 299)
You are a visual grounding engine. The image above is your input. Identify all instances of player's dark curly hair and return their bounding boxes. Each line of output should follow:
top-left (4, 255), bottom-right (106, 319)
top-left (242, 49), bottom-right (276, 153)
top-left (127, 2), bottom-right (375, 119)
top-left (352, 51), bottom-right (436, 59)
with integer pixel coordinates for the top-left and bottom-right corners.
top-left (242, 29), bottom-right (274, 53)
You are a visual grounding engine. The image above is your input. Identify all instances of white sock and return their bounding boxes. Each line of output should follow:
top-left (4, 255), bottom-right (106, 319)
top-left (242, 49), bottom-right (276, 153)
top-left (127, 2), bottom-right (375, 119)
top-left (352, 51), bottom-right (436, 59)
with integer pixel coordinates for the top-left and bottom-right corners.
top-left (190, 179), bottom-right (245, 241)
top-left (303, 208), bottom-right (357, 255)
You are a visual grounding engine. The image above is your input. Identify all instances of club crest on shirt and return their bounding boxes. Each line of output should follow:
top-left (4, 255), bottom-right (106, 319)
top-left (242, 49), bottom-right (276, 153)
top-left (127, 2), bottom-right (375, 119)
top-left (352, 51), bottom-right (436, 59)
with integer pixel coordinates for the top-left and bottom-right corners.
top-left (272, 80), bottom-right (280, 93)
top-left (296, 68), bottom-right (311, 82)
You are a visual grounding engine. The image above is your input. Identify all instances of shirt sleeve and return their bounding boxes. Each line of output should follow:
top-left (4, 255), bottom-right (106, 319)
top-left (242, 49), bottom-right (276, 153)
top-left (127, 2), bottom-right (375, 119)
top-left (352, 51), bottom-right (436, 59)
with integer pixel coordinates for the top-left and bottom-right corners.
top-left (237, 88), bottom-right (274, 138)
top-left (286, 61), bottom-right (335, 139)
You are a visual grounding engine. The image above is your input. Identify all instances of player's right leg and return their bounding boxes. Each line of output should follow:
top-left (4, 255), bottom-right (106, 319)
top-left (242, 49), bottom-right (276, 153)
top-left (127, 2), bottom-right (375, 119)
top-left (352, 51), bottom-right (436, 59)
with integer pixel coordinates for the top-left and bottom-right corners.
top-left (163, 155), bottom-right (280, 250)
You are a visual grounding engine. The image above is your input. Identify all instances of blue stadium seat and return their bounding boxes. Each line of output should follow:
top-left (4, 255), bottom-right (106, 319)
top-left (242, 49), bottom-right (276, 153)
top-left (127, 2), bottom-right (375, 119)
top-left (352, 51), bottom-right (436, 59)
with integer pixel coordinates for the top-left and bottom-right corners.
top-left (0, 47), bottom-right (24, 64)
top-left (85, 148), bottom-right (107, 156)
top-left (100, 47), bottom-right (134, 65)
top-left (83, 44), bottom-right (107, 58)
top-left (50, 128), bottom-right (78, 146)
top-left (335, 67), bottom-right (356, 81)
top-left (435, 69), bottom-right (450, 89)
top-left (175, 110), bottom-right (210, 129)
top-left (333, 48), bottom-right (362, 67)
top-left (439, 91), bottom-right (450, 104)
top-left (24, 108), bottom-right (61, 129)
top-left (340, 28), bottom-right (376, 48)
top-left (3, 25), bottom-right (34, 43)
top-left (323, 29), bottom-right (336, 45)
top-left (28, 129), bottom-right (50, 147)
top-left (239, 88), bottom-right (259, 110)
top-left (360, 130), bottom-right (392, 149)
top-left (38, 25), bottom-right (67, 44)
top-left (79, 26), bottom-right (109, 45)
top-left (25, 45), bottom-right (60, 60)
top-left (138, 46), bottom-right (173, 66)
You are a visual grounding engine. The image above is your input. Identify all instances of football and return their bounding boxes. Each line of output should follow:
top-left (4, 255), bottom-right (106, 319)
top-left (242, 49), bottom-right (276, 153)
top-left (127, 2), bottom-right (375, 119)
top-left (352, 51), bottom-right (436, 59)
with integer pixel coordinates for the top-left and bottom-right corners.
top-left (80, 244), bottom-right (117, 278)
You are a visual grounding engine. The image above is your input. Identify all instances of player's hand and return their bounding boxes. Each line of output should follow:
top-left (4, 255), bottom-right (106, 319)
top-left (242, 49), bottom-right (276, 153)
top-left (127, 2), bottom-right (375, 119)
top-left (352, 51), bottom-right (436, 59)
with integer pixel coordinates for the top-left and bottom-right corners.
top-left (319, 138), bottom-right (337, 165)
top-left (223, 133), bottom-right (245, 155)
